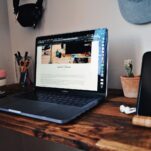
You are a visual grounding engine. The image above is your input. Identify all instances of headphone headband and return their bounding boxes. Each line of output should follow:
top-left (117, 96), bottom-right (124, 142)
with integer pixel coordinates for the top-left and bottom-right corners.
top-left (13, 0), bottom-right (19, 14)
top-left (13, 0), bottom-right (43, 14)
top-left (36, 0), bottom-right (43, 7)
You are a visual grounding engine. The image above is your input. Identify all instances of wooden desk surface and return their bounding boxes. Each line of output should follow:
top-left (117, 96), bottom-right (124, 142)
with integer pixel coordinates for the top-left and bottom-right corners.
top-left (0, 85), bottom-right (151, 151)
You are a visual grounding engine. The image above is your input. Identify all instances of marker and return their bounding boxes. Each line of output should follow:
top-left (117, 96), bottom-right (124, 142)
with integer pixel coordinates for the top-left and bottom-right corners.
top-left (24, 51), bottom-right (28, 60)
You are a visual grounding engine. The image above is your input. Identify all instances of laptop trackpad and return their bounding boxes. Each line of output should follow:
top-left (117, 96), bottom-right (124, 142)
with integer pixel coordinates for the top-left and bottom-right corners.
top-left (0, 98), bottom-right (81, 121)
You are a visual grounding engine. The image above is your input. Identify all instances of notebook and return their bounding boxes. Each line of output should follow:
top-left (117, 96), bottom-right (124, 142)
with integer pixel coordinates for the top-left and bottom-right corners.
top-left (0, 28), bottom-right (108, 124)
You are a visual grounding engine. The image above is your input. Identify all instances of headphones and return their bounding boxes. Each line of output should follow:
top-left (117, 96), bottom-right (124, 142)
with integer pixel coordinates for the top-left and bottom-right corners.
top-left (120, 105), bottom-right (136, 114)
top-left (13, 0), bottom-right (43, 28)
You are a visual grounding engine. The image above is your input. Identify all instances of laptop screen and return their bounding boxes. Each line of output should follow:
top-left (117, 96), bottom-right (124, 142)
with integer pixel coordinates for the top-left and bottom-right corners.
top-left (35, 28), bottom-right (108, 93)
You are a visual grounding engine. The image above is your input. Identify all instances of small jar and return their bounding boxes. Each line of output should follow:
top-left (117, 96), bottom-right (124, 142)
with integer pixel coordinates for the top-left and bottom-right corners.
top-left (0, 69), bottom-right (7, 87)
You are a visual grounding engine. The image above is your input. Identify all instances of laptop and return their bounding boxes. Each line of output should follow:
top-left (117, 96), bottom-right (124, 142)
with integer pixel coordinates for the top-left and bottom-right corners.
top-left (0, 28), bottom-right (108, 124)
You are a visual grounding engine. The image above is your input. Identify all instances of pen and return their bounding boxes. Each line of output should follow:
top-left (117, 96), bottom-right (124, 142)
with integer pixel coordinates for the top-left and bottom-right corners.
top-left (14, 53), bottom-right (20, 65)
top-left (17, 51), bottom-right (22, 60)
top-left (24, 51), bottom-right (28, 61)
top-left (14, 51), bottom-right (31, 87)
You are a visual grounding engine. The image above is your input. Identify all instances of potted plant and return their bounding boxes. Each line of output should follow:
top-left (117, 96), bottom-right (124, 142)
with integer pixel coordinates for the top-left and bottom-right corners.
top-left (120, 59), bottom-right (140, 98)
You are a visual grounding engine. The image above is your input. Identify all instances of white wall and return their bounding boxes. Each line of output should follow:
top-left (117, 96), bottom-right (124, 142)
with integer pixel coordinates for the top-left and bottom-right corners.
top-left (0, 0), bottom-right (14, 84)
top-left (6, 0), bottom-right (151, 88)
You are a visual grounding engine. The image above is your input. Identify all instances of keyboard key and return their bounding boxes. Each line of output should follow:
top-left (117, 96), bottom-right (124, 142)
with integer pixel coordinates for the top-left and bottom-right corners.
top-left (16, 91), bottom-right (99, 107)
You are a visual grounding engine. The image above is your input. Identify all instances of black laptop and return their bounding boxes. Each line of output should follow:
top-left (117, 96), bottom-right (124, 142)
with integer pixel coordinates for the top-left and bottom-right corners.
top-left (0, 28), bottom-right (108, 124)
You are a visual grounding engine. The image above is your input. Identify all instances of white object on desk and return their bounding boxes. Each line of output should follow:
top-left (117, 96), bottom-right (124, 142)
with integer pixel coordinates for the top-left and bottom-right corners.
top-left (0, 69), bottom-right (7, 86)
top-left (0, 78), bottom-right (6, 86)
top-left (0, 91), bottom-right (5, 95)
top-left (120, 105), bottom-right (136, 114)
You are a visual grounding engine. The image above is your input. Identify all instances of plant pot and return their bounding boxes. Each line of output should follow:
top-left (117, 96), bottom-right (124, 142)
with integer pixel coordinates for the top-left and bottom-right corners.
top-left (120, 76), bottom-right (140, 98)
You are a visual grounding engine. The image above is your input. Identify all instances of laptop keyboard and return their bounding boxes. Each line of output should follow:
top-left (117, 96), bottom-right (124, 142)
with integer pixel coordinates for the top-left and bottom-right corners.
top-left (17, 91), bottom-right (100, 107)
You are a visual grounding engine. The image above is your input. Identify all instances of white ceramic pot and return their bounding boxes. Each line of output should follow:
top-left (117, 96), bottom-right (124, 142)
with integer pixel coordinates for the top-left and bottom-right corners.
top-left (0, 78), bottom-right (7, 86)
top-left (0, 69), bottom-right (7, 86)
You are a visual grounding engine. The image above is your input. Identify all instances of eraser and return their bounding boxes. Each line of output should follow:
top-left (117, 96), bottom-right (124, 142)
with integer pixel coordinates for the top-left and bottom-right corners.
top-left (0, 69), bottom-right (7, 78)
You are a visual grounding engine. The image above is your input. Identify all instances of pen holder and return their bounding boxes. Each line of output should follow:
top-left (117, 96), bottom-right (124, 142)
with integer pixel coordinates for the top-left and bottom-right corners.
top-left (18, 59), bottom-right (32, 88)
top-left (19, 70), bottom-right (31, 87)
top-left (15, 51), bottom-right (33, 87)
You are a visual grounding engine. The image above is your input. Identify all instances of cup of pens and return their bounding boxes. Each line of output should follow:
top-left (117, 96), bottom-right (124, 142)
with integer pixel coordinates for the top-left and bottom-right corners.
top-left (15, 51), bottom-right (32, 87)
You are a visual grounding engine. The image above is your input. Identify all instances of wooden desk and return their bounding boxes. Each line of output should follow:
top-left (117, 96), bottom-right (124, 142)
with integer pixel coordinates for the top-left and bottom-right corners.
top-left (0, 85), bottom-right (151, 151)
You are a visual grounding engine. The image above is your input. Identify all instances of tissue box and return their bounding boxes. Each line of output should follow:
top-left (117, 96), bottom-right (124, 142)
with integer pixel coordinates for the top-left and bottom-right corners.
top-left (0, 69), bottom-right (7, 86)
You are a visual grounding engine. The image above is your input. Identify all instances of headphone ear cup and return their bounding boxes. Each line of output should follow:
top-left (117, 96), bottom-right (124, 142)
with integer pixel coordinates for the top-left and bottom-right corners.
top-left (16, 3), bottom-right (43, 28)
top-left (32, 6), bottom-right (43, 28)
top-left (17, 4), bottom-right (36, 27)
top-left (120, 105), bottom-right (125, 112)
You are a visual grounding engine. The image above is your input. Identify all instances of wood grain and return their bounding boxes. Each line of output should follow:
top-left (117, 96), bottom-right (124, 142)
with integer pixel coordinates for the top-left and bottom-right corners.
top-left (96, 139), bottom-right (151, 151)
top-left (132, 115), bottom-right (151, 128)
top-left (0, 85), bottom-right (150, 151)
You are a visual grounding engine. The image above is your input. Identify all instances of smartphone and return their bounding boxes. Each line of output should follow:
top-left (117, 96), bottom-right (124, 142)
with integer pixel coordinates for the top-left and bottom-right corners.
top-left (137, 52), bottom-right (151, 116)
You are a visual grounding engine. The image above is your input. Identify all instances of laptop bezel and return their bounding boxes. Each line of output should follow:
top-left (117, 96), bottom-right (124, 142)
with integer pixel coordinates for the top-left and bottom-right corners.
top-left (34, 28), bottom-right (108, 97)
